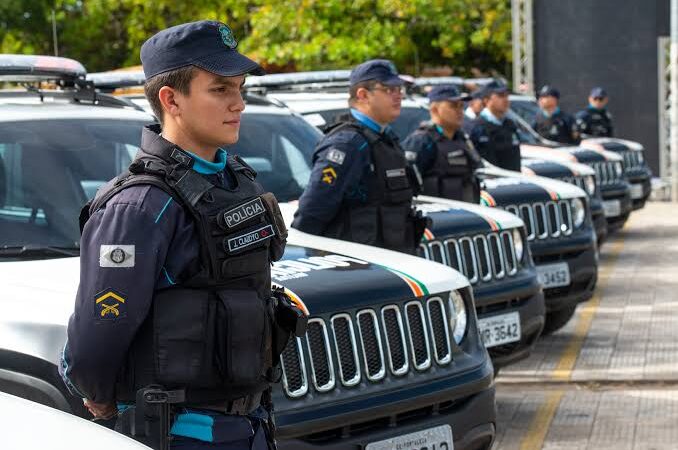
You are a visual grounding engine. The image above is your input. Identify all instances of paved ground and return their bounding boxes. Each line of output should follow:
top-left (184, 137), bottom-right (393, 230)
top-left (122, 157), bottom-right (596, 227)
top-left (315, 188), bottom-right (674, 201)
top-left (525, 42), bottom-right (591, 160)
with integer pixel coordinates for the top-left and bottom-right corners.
top-left (493, 202), bottom-right (678, 450)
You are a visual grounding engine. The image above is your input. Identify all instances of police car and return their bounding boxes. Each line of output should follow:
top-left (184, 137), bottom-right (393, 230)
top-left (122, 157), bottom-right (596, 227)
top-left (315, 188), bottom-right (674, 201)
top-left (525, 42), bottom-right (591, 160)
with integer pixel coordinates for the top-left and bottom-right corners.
top-left (253, 73), bottom-right (596, 335)
top-left (0, 392), bottom-right (151, 449)
top-left (0, 56), bottom-right (496, 450)
top-left (89, 69), bottom-right (548, 370)
top-left (510, 95), bottom-right (652, 211)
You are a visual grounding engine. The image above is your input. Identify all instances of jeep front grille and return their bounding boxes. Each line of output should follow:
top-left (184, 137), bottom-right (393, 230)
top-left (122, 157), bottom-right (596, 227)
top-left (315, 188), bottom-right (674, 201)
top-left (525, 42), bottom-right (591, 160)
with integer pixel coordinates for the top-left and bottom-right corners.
top-left (559, 176), bottom-right (588, 191)
top-left (279, 296), bottom-right (459, 398)
top-left (588, 161), bottom-right (622, 185)
top-left (418, 230), bottom-right (519, 284)
top-left (504, 201), bottom-right (573, 241)
top-left (620, 150), bottom-right (644, 170)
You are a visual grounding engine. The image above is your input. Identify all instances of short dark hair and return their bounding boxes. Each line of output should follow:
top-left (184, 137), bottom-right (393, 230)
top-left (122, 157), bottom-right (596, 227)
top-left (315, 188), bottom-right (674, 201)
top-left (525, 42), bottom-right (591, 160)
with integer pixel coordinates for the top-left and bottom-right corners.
top-left (144, 66), bottom-right (196, 125)
top-left (348, 79), bottom-right (378, 106)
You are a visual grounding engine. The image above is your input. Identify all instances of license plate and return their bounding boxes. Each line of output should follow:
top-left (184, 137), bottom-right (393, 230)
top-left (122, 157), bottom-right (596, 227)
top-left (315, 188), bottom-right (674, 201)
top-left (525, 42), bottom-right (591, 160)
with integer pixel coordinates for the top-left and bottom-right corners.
top-left (366, 425), bottom-right (454, 450)
top-left (630, 183), bottom-right (644, 199)
top-left (478, 311), bottom-right (521, 348)
top-left (603, 199), bottom-right (621, 217)
top-left (537, 262), bottom-right (571, 288)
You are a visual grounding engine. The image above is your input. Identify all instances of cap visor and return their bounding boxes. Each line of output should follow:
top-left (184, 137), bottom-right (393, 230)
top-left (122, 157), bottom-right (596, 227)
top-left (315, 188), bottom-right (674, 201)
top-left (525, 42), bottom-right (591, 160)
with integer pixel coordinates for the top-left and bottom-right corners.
top-left (193, 50), bottom-right (266, 77)
top-left (381, 75), bottom-right (405, 86)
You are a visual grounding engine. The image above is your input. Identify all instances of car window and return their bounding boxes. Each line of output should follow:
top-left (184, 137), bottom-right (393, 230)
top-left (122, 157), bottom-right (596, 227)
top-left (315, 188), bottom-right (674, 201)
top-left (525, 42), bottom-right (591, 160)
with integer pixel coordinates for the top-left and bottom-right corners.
top-left (227, 113), bottom-right (322, 202)
top-left (0, 119), bottom-right (145, 249)
top-left (510, 99), bottom-right (540, 124)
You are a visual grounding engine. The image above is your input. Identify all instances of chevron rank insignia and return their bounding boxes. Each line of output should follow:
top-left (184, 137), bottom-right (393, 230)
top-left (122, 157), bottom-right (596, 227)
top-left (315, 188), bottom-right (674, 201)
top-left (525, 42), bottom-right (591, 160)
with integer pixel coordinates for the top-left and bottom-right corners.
top-left (94, 289), bottom-right (127, 320)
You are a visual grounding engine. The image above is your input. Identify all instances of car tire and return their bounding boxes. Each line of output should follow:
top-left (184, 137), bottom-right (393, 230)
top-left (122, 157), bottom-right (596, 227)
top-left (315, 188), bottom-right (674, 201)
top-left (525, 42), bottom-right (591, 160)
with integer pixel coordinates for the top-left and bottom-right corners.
top-left (542, 305), bottom-right (577, 335)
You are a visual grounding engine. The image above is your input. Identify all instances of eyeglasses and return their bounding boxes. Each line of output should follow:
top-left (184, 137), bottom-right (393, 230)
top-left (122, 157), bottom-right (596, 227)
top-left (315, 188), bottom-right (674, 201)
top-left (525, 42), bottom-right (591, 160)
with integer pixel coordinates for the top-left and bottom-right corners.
top-left (369, 85), bottom-right (405, 96)
top-left (593, 97), bottom-right (605, 101)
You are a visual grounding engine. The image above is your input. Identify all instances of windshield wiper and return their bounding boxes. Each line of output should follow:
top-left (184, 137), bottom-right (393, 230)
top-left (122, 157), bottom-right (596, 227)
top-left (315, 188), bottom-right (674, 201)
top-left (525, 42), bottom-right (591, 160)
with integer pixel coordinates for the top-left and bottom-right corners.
top-left (0, 245), bottom-right (80, 258)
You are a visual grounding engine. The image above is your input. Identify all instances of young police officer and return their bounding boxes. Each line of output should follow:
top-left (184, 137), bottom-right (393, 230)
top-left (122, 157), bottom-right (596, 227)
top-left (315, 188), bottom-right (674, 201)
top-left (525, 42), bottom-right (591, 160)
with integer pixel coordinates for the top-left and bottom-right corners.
top-left (59, 20), bottom-right (302, 450)
top-left (469, 81), bottom-right (522, 171)
top-left (532, 85), bottom-right (580, 145)
top-left (291, 59), bottom-right (427, 254)
top-left (401, 85), bottom-right (482, 203)
top-left (576, 87), bottom-right (614, 137)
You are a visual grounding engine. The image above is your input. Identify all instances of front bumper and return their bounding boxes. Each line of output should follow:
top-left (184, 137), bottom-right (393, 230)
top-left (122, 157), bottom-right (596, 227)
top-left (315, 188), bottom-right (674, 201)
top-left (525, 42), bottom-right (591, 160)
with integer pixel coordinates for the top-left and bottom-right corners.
top-left (600, 182), bottom-right (633, 232)
top-left (473, 268), bottom-right (545, 369)
top-left (626, 169), bottom-right (652, 210)
top-left (277, 360), bottom-right (496, 450)
top-left (530, 232), bottom-right (598, 313)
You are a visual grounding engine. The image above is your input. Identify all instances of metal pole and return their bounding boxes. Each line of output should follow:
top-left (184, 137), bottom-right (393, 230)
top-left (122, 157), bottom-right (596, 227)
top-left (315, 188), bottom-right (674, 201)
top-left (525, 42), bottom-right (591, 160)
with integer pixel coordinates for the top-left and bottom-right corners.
top-left (51, 9), bottom-right (58, 56)
top-left (659, 37), bottom-right (669, 181)
top-left (511, 0), bottom-right (522, 91)
top-left (671, 0), bottom-right (678, 201)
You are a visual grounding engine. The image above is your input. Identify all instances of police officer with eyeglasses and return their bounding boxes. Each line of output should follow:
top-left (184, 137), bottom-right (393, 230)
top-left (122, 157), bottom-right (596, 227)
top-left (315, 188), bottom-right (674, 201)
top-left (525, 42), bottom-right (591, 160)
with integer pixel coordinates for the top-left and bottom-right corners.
top-left (532, 85), bottom-right (580, 145)
top-left (401, 85), bottom-right (482, 203)
top-left (576, 87), bottom-right (614, 137)
top-left (59, 20), bottom-right (306, 450)
top-left (292, 59), bottom-right (428, 254)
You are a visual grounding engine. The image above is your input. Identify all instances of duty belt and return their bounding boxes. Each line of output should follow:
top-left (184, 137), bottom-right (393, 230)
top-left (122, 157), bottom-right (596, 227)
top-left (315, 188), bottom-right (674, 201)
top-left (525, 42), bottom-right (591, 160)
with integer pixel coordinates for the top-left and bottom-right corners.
top-left (196, 391), bottom-right (263, 416)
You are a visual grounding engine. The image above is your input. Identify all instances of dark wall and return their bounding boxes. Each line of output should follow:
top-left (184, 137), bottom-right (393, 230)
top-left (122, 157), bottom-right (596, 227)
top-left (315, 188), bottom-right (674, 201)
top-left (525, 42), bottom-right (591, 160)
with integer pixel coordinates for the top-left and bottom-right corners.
top-left (534, 0), bottom-right (670, 173)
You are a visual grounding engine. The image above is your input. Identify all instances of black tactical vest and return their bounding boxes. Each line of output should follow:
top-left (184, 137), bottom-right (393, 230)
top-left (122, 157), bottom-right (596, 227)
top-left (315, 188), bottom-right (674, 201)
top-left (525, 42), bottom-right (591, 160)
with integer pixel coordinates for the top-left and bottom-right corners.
top-left (419, 124), bottom-right (481, 203)
top-left (476, 116), bottom-right (522, 171)
top-left (322, 121), bottom-right (424, 254)
top-left (80, 126), bottom-right (288, 405)
top-left (583, 109), bottom-right (613, 137)
top-left (534, 112), bottom-right (575, 144)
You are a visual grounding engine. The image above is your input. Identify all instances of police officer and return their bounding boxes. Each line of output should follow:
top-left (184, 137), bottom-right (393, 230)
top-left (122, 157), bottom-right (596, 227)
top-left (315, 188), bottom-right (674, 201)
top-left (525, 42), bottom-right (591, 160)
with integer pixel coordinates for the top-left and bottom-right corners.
top-left (464, 89), bottom-right (486, 121)
top-left (401, 85), bottom-right (482, 203)
top-left (576, 86), bottom-right (614, 137)
top-left (532, 85), bottom-right (580, 144)
top-left (469, 81), bottom-right (522, 171)
top-left (59, 20), bottom-right (303, 450)
top-left (291, 59), bottom-right (427, 254)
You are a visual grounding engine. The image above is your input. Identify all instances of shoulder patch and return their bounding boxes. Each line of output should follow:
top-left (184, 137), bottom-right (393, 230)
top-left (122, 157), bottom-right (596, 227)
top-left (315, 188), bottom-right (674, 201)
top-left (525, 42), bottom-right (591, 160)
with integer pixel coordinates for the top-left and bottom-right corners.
top-left (100, 245), bottom-right (135, 268)
top-left (321, 166), bottom-right (337, 185)
top-left (405, 151), bottom-right (418, 162)
top-left (326, 148), bottom-right (346, 165)
top-left (95, 288), bottom-right (127, 320)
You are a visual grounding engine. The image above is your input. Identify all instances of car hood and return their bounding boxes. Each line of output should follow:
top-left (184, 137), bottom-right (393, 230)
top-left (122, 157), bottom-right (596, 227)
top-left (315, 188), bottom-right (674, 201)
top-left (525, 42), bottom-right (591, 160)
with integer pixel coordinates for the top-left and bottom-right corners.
top-left (0, 392), bottom-right (151, 450)
top-left (1, 208), bottom-right (469, 365)
top-left (580, 137), bottom-right (642, 153)
top-left (414, 195), bottom-right (524, 236)
top-left (521, 157), bottom-right (595, 178)
top-left (521, 143), bottom-right (622, 163)
top-left (478, 164), bottom-right (586, 206)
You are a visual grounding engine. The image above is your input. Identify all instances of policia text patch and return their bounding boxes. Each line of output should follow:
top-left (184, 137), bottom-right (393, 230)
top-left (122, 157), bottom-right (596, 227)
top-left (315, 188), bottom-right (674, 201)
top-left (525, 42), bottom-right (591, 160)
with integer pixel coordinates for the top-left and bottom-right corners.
top-left (226, 224), bottom-right (276, 254)
top-left (221, 197), bottom-right (266, 229)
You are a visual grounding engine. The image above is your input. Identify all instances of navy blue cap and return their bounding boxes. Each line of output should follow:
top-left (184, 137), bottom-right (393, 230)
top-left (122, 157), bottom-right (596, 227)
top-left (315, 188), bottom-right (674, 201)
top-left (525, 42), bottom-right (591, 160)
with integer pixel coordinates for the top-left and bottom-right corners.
top-left (470, 89), bottom-right (487, 100)
top-left (537, 85), bottom-right (560, 99)
top-left (483, 80), bottom-right (510, 96)
top-left (141, 20), bottom-right (265, 80)
top-left (349, 59), bottom-right (403, 87)
top-left (590, 87), bottom-right (608, 98)
top-left (428, 85), bottom-right (469, 102)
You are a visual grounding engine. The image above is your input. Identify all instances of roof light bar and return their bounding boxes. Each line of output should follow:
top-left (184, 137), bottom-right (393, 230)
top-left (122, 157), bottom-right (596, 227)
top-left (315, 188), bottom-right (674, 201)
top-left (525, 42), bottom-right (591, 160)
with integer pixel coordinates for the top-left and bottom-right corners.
top-left (87, 70), bottom-right (146, 90)
top-left (0, 54), bottom-right (86, 81)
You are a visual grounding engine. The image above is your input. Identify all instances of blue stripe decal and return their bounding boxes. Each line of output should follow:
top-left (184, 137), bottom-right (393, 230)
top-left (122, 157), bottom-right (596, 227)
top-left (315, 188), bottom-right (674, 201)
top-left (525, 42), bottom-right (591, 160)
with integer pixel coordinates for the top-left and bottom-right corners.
top-left (171, 413), bottom-right (214, 442)
top-left (162, 267), bottom-right (176, 286)
top-left (155, 197), bottom-right (173, 224)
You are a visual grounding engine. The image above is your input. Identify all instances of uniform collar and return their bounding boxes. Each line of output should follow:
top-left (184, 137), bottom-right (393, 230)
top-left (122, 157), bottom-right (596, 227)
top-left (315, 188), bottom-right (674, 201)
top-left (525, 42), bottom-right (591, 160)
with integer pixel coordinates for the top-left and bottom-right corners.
top-left (587, 104), bottom-right (606, 113)
top-left (464, 108), bottom-right (477, 120)
top-left (540, 106), bottom-right (560, 118)
top-left (186, 148), bottom-right (228, 174)
top-left (433, 124), bottom-right (461, 140)
top-left (480, 108), bottom-right (504, 125)
top-left (350, 108), bottom-right (388, 134)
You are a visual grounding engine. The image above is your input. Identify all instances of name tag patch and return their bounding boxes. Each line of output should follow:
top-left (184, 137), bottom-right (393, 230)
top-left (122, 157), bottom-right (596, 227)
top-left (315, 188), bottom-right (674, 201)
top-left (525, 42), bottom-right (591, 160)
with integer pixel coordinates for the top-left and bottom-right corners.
top-left (226, 224), bottom-right (275, 253)
top-left (386, 168), bottom-right (406, 178)
top-left (222, 198), bottom-right (265, 229)
top-left (100, 245), bottom-right (135, 268)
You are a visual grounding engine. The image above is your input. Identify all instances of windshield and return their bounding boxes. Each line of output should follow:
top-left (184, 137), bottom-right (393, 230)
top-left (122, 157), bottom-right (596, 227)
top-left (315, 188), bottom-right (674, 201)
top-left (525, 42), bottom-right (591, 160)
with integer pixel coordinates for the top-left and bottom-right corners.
top-left (310, 106), bottom-right (431, 142)
top-left (0, 119), bottom-right (145, 252)
top-left (226, 113), bottom-right (323, 202)
top-left (510, 99), bottom-right (540, 124)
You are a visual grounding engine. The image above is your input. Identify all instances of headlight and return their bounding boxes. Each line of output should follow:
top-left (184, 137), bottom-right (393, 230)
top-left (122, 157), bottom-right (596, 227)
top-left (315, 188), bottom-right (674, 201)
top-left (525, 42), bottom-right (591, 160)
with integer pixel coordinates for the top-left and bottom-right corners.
top-left (571, 197), bottom-right (586, 228)
top-left (449, 290), bottom-right (467, 344)
top-left (614, 162), bottom-right (623, 177)
top-left (512, 228), bottom-right (524, 262)
top-left (584, 175), bottom-right (596, 195)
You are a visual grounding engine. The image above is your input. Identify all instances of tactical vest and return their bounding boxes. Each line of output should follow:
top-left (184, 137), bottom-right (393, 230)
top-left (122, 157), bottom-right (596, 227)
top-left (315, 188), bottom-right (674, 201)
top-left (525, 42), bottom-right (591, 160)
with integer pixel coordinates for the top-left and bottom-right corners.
top-left (535, 112), bottom-right (574, 144)
top-left (585, 109), bottom-right (613, 137)
top-left (476, 117), bottom-right (522, 172)
top-left (322, 121), bottom-right (423, 254)
top-left (80, 128), bottom-right (288, 405)
top-left (419, 125), bottom-right (481, 203)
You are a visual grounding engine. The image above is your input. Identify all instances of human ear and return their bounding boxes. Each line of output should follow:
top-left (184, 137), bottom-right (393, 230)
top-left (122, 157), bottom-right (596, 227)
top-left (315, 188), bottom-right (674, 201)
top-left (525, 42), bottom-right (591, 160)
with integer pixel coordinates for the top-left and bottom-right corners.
top-left (158, 86), bottom-right (181, 118)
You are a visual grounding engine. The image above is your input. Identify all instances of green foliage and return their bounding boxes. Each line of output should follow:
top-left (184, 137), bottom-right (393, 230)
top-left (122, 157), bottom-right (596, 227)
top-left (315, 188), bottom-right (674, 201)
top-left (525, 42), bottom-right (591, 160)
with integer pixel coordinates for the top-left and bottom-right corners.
top-left (0, 0), bottom-right (511, 75)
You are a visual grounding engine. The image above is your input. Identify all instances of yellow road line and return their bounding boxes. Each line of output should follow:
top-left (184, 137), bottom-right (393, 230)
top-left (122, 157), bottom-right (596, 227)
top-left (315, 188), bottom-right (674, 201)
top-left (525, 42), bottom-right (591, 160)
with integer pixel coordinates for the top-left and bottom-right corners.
top-left (519, 219), bottom-right (631, 449)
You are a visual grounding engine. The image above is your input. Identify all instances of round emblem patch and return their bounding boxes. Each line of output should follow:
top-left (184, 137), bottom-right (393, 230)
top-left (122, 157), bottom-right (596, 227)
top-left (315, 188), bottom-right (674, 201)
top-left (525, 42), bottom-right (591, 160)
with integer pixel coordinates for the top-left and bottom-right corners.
top-left (218, 24), bottom-right (238, 49)
top-left (110, 248), bottom-right (126, 264)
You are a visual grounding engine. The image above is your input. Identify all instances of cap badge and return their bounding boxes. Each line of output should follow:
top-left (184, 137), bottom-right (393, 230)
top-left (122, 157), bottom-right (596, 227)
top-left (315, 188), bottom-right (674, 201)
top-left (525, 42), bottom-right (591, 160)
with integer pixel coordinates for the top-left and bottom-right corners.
top-left (218, 24), bottom-right (238, 49)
